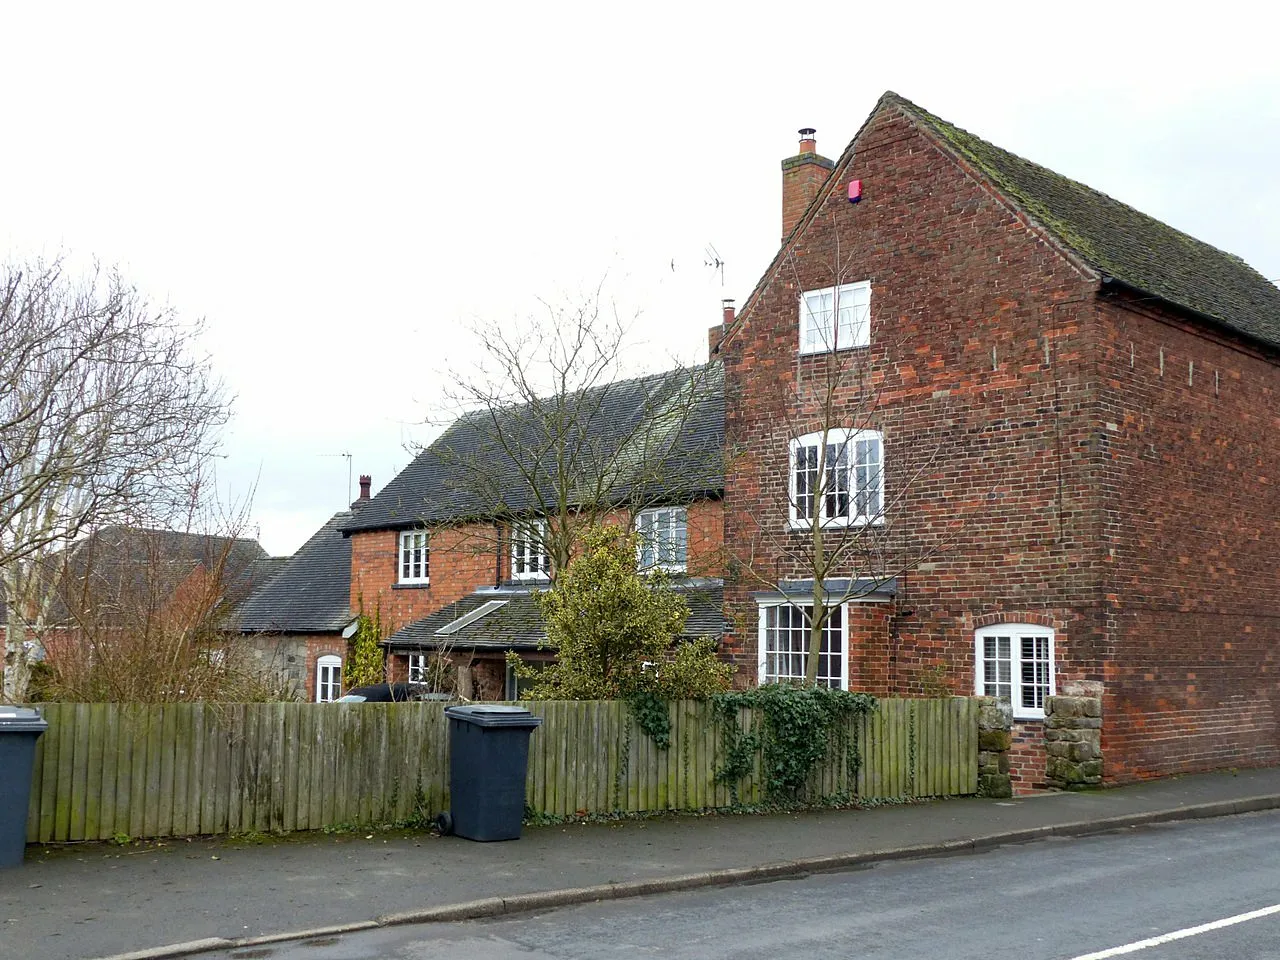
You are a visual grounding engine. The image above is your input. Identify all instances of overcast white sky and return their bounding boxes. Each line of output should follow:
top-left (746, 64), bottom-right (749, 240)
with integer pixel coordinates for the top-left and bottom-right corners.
top-left (3, 2), bottom-right (1278, 556)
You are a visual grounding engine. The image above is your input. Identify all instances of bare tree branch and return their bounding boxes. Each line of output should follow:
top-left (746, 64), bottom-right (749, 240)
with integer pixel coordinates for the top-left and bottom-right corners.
top-left (1, 257), bottom-right (231, 701)
top-left (420, 287), bottom-right (722, 579)
top-left (731, 219), bottom-right (967, 686)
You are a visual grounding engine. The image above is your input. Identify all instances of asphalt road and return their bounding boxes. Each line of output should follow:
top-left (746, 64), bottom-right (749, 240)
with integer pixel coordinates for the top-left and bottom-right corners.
top-left (213, 811), bottom-right (1280, 960)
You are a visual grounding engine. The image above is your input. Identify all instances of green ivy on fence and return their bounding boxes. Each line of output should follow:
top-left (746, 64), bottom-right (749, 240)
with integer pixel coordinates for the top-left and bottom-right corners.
top-left (712, 685), bottom-right (877, 802)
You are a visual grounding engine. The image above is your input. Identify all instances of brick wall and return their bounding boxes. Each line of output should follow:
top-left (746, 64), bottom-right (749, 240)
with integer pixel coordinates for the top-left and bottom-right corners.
top-left (1094, 295), bottom-right (1280, 780)
top-left (683, 498), bottom-right (724, 578)
top-left (350, 522), bottom-right (498, 635)
top-left (721, 98), bottom-right (1280, 785)
top-left (354, 502), bottom-right (725, 634)
top-left (304, 635), bottom-right (346, 702)
top-left (722, 100), bottom-right (1102, 791)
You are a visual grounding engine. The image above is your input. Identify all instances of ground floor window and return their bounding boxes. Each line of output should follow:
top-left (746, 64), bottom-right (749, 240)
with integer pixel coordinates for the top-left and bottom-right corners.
top-left (757, 603), bottom-right (846, 689)
top-left (974, 624), bottom-right (1054, 719)
top-left (407, 652), bottom-right (429, 683)
top-left (505, 660), bottom-right (548, 700)
top-left (316, 654), bottom-right (343, 702)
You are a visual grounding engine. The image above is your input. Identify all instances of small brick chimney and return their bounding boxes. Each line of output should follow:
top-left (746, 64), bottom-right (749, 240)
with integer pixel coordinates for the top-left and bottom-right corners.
top-left (352, 474), bottom-right (372, 510)
top-left (781, 128), bottom-right (834, 240)
top-left (708, 299), bottom-right (735, 357)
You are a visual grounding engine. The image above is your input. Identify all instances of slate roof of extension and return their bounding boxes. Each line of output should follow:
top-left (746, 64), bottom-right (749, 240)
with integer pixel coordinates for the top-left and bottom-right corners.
top-left (876, 92), bottom-right (1280, 350)
top-left (343, 363), bottom-right (724, 534)
top-left (384, 579), bottom-right (727, 651)
top-left (234, 510), bottom-right (355, 633)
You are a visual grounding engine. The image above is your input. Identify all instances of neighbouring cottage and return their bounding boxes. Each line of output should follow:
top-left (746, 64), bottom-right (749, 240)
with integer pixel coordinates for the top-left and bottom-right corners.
top-left (715, 92), bottom-right (1280, 791)
top-left (233, 478), bottom-right (375, 701)
top-left (4, 525), bottom-right (278, 698)
top-left (339, 364), bottom-right (726, 699)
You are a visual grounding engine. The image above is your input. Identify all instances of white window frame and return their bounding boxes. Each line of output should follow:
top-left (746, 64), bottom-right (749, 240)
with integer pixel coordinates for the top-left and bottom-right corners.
top-left (974, 624), bottom-right (1055, 720)
top-left (316, 654), bottom-right (343, 703)
top-left (789, 429), bottom-right (884, 529)
top-left (407, 652), bottom-right (429, 683)
top-left (757, 601), bottom-right (848, 690)
top-left (398, 529), bottom-right (430, 584)
top-left (511, 519), bottom-right (551, 581)
top-left (799, 280), bottom-right (871, 355)
top-left (636, 506), bottom-right (688, 573)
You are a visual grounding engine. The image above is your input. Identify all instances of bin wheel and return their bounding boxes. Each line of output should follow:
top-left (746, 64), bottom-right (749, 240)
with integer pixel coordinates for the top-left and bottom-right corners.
top-left (435, 812), bottom-right (453, 835)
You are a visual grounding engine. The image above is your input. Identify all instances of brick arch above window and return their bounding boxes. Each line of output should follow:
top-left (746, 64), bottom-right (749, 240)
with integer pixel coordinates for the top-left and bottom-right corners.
top-left (972, 611), bottom-right (1058, 631)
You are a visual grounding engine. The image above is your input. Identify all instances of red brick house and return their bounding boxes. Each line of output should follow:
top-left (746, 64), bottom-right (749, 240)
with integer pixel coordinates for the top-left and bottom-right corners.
top-left (715, 92), bottom-right (1280, 789)
top-left (339, 365), bottom-right (726, 700)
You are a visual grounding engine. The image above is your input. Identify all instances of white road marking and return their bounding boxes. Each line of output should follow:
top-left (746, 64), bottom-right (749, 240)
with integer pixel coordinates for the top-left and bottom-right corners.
top-left (1068, 903), bottom-right (1280, 959)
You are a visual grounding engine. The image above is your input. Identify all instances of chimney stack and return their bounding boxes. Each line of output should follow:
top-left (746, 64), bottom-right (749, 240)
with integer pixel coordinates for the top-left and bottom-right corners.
top-left (708, 299), bottom-right (735, 358)
top-left (781, 127), bottom-right (834, 240)
top-left (352, 474), bottom-right (372, 509)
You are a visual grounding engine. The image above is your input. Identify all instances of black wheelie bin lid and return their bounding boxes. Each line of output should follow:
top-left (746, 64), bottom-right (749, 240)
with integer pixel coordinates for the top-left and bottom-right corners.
top-left (0, 707), bottom-right (48, 733)
top-left (444, 705), bottom-right (543, 728)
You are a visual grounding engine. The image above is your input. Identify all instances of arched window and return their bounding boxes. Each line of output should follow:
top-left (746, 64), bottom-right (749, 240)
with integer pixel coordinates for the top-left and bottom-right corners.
top-left (974, 624), bottom-right (1054, 719)
top-left (316, 654), bottom-right (343, 703)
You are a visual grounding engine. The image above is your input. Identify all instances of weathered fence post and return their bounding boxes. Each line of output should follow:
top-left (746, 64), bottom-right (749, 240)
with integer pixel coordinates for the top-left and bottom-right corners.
top-left (976, 697), bottom-right (1013, 798)
top-left (1044, 680), bottom-right (1103, 789)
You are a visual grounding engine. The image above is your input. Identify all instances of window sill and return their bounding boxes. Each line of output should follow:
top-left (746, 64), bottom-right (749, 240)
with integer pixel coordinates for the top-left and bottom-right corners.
top-left (787, 517), bottom-right (883, 532)
top-left (797, 343), bottom-right (869, 357)
top-left (393, 581), bottom-right (430, 590)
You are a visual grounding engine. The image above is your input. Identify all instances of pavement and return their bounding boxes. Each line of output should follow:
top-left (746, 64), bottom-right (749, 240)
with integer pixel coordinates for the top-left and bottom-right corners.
top-left (3, 766), bottom-right (1280, 960)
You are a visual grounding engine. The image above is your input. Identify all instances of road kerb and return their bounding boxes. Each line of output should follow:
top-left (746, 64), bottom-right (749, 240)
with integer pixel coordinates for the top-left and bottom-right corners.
top-left (379, 896), bottom-right (508, 925)
top-left (971, 826), bottom-right (1056, 849)
top-left (89, 939), bottom-right (234, 960)
top-left (235, 921), bottom-right (382, 946)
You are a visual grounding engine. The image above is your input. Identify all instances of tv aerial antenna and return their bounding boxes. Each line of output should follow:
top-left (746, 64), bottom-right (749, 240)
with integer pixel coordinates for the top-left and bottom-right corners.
top-left (319, 452), bottom-right (353, 504)
top-left (704, 243), bottom-right (725, 286)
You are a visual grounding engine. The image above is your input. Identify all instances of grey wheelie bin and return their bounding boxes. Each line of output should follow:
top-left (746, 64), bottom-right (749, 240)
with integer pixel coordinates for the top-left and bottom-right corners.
top-left (0, 707), bottom-right (48, 868)
top-left (440, 705), bottom-right (542, 841)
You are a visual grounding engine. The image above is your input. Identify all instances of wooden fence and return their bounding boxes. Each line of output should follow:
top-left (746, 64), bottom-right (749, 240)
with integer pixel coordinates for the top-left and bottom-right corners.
top-left (25, 697), bottom-right (979, 843)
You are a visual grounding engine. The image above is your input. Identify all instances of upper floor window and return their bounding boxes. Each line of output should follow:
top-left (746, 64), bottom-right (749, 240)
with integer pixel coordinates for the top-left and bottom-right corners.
top-left (799, 281), bottom-right (871, 354)
top-left (399, 530), bottom-right (430, 584)
top-left (511, 519), bottom-right (551, 581)
top-left (636, 507), bottom-right (688, 573)
top-left (789, 429), bottom-right (883, 528)
top-left (975, 624), bottom-right (1055, 720)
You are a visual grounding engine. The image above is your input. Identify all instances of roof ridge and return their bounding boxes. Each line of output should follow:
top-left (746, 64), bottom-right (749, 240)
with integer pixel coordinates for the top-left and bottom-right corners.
top-left (448, 361), bottom-right (722, 431)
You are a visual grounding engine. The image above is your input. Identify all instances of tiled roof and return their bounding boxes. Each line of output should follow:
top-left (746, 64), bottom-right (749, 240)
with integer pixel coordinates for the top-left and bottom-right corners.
top-left (385, 579), bottom-right (727, 651)
top-left (880, 92), bottom-right (1280, 349)
top-left (343, 363), bottom-right (724, 534)
top-left (234, 511), bottom-right (355, 633)
top-left (41, 526), bottom-right (271, 624)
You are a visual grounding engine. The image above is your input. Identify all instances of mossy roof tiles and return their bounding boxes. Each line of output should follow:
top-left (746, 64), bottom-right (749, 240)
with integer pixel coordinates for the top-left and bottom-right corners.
top-left (882, 92), bottom-right (1280, 349)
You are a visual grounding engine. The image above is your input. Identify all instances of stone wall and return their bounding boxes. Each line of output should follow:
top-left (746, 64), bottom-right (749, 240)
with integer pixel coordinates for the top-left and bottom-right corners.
top-left (977, 697), bottom-right (1013, 798)
top-left (1044, 680), bottom-right (1103, 789)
